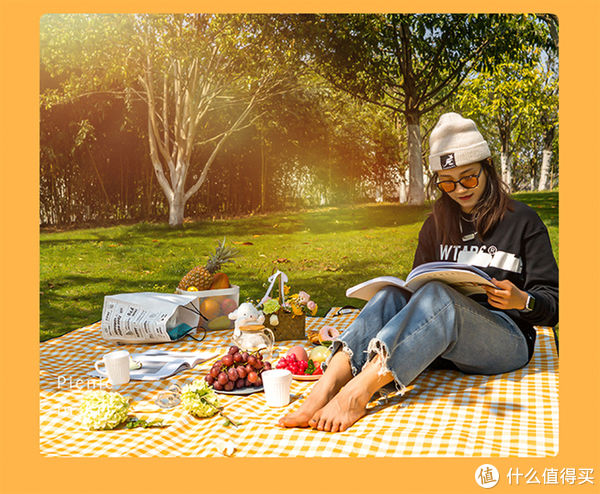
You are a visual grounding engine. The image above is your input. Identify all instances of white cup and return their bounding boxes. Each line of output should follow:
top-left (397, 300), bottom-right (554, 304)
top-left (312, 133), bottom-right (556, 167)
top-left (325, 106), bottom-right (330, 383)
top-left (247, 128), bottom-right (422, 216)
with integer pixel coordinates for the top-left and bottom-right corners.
top-left (94, 350), bottom-right (130, 385)
top-left (262, 369), bottom-right (293, 407)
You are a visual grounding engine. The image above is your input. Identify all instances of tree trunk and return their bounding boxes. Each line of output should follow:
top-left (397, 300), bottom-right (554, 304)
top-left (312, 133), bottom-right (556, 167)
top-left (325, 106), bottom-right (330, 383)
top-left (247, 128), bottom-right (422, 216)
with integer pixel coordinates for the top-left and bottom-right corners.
top-left (168, 190), bottom-right (185, 227)
top-left (405, 112), bottom-right (425, 205)
top-left (398, 183), bottom-right (407, 203)
top-left (538, 126), bottom-right (555, 190)
top-left (398, 167), bottom-right (409, 203)
top-left (500, 152), bottom-right (512, 191)
top-left (538, 149), bottom-right (552, 190)
top-left (260, 128), bottom-right (266, 212)
top-left (375, 184), bottom-right (383, 203)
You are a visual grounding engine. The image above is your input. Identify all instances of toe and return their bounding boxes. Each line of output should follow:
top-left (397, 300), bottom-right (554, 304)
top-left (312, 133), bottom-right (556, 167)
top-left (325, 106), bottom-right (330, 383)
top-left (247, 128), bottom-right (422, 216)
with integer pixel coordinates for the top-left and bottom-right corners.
top-left (278, 415), bottom-right (292, 427)
top-left (308, 411), bottom-right (320, 428)
top-left (279, 413), bottom-right (307, 428)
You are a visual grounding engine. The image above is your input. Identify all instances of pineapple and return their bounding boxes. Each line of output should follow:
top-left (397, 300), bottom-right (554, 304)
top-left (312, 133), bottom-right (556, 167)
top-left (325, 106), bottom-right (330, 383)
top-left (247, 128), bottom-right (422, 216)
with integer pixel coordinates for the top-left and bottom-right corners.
top-left (178, 239), bottom-right (239, 291)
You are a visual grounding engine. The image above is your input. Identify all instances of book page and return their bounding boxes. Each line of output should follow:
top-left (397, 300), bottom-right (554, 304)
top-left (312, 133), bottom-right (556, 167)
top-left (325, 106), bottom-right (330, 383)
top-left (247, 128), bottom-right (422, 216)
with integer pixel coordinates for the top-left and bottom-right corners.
top-left (405, 270), bottom-right (495, 296)
top-left (346, 276), bottom-right (408, 301)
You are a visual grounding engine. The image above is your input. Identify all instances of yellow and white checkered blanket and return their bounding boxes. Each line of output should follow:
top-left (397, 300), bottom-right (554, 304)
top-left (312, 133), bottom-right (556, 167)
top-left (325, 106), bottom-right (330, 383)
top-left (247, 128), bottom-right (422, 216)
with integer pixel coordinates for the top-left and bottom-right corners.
top-left (40, 309), bottom-right (558, 457)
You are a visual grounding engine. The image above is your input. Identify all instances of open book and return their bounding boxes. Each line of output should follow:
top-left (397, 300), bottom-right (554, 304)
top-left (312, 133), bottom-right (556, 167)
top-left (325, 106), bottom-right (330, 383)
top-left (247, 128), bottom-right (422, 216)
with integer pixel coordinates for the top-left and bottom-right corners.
top-left (90, 350), bottom-right (217, 381)
top-left (346, 262), bottom-right (497, 301)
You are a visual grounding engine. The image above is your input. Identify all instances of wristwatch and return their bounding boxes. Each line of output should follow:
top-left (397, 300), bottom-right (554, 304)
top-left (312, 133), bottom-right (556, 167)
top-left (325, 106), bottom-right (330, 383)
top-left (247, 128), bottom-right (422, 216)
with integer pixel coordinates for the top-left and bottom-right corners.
top-left (522, 293), bottom-right (536, 313)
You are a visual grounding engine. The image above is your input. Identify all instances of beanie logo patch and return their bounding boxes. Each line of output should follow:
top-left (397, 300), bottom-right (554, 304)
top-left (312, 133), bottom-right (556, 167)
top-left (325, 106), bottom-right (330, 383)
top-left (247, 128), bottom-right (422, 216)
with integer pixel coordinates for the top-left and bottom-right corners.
top-left (440, 153), bottom-right (456, 169)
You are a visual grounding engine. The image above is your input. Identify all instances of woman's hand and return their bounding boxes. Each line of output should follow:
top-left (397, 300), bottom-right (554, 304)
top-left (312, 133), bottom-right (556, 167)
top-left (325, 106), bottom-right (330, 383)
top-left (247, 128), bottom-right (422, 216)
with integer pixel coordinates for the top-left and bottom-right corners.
top-left (483, 278), bottom-right (529, 310)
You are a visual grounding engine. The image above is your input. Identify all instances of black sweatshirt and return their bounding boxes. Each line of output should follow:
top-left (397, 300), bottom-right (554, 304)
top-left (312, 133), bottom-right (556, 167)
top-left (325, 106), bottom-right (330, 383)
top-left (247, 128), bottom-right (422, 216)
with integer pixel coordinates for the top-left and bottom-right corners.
top-left (413, 199), bottom-right (559, 360)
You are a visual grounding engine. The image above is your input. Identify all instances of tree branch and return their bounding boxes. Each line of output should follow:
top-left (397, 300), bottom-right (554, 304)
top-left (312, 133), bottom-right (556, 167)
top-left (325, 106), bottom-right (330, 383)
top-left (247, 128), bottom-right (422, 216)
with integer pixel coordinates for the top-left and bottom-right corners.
top-left (419, 67), bottom-right (473, 114)
top-left (306, 64), bottom-right (400, 113)
top-left (414, 35), bottom-right (448, 87)
top-left (184, 85), bottom-right (263, 202)
top-left (162, 70), bottom-right (170, 159)
top-left (416, 35), bottom-right (492, 108)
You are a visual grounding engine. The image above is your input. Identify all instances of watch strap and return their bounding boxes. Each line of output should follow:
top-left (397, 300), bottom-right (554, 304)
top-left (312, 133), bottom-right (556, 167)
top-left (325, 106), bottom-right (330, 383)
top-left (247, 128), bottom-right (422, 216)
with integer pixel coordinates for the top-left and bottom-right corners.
top-left (522, 293), bottom-right (535, 313)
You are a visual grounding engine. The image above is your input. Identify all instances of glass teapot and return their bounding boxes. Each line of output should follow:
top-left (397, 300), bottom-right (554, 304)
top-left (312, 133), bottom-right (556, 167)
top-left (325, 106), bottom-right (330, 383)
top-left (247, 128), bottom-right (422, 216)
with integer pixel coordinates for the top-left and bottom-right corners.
top-left (231, 325), bottom-right (275, 360)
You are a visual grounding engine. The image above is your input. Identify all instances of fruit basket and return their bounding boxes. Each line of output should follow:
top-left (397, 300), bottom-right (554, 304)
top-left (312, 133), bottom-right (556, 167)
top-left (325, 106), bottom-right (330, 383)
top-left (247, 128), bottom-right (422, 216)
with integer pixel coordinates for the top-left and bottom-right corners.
top-left (175, 285), bottom-right (239, 331)
top-left (176, 239), bottom-right (240, 331)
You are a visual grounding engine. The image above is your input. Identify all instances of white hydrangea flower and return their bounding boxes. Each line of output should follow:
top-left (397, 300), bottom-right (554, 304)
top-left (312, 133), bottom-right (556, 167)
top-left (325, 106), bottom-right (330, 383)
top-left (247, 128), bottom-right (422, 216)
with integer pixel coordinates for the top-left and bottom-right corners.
top-left (79, 390), bottom-right (130, 430)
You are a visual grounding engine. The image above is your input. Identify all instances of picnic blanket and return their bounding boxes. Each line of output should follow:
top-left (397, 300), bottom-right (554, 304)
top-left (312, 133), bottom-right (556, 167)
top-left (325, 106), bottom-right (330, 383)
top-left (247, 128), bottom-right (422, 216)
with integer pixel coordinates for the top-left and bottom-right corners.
top-left (40, 309), bottom-right (558, 457)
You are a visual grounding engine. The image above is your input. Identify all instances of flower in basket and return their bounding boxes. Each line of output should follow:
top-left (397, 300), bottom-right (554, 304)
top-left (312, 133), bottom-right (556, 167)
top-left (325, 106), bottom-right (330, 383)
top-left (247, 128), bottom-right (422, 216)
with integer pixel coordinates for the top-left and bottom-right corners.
top-left (290, 302), bottom-right (304, 316)
top-left (262, 298), bottom-right (281, 315)
top-left (307, 300), bottom-right (318, 316)
top-left (297, 291), bottom-right (310, 305)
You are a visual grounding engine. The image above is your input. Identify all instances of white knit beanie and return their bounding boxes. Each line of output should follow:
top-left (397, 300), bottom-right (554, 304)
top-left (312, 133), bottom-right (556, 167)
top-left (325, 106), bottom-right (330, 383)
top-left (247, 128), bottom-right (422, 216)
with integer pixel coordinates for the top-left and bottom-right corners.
top-left (428, 112), bottom-right (490, 172)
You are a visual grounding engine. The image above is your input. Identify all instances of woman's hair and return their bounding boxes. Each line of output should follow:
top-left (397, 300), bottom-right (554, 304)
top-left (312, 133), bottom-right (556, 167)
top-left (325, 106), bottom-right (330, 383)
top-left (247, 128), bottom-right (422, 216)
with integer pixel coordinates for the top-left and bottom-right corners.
top-left (427, 158), bottom-right (512, 244)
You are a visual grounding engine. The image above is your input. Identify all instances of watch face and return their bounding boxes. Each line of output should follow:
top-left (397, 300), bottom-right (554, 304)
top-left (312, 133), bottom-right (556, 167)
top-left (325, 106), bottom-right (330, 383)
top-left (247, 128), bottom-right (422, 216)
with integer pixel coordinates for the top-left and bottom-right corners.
top-left (526, 295), bottom-right (535, 311)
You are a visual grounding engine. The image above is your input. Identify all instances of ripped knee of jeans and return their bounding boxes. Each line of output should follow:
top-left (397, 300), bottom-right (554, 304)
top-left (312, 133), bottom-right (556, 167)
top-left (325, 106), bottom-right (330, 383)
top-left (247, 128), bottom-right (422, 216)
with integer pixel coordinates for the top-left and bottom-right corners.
top-left (366, 339), bottom-right (406, 396)
top-left (324, 339), bottom-right (357, 376)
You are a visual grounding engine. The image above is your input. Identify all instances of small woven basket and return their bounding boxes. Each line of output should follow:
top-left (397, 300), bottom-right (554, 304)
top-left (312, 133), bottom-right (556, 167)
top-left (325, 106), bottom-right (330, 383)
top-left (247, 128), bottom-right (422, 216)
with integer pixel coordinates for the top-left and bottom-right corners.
top-left (264, 309), bottom-right (306, 341)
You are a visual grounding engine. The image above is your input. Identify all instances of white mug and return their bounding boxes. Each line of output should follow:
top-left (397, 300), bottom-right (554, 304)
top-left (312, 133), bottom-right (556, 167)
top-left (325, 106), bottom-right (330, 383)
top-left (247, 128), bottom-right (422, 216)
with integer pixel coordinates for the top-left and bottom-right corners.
top-left (262, 369), bottom-right (293, 407)
top-left (94, 350), bottom-right (130, 385)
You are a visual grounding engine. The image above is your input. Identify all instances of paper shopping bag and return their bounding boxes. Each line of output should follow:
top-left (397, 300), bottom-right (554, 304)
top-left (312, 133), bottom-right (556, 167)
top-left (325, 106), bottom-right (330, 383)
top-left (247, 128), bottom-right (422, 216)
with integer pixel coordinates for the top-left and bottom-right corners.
top-left (101, 292), bottom-right (202, 344)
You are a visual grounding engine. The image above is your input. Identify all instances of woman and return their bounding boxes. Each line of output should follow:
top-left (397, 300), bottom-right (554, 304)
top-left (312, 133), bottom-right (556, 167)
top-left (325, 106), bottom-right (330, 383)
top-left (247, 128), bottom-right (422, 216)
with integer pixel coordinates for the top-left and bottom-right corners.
top-left (279, 112), bottom-right (558, 433)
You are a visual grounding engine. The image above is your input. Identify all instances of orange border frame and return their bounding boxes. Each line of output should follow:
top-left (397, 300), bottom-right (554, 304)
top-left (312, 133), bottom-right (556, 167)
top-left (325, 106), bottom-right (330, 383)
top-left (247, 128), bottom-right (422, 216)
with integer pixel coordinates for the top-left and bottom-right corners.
top-left (1, 2), bottom-right (599, 493)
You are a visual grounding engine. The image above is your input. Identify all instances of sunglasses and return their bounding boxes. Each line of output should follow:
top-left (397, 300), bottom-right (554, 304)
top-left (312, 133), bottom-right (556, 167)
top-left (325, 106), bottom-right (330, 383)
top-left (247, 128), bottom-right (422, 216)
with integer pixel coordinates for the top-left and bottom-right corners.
top-left (436, 168), bottom-right (483, 193)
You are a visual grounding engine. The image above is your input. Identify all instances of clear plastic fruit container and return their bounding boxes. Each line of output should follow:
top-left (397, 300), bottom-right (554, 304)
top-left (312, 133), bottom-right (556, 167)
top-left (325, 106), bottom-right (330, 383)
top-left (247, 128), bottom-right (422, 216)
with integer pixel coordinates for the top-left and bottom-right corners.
top-left (175, 285), bottom-right (240, 330)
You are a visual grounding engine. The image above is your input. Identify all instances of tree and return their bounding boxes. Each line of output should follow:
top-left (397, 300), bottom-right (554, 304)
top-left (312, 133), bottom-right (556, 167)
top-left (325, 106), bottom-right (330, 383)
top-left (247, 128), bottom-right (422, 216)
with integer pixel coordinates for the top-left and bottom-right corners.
top-left (251, 73), bottom-right (401, 208)
top-left (274, 14), bottom-right (547, 204)
top-left (41, 14), bottom-right (287, 226)
top-left (456, 56), bottom-right (558, 191)
top-left (536, 14), bottom-right (559, 191)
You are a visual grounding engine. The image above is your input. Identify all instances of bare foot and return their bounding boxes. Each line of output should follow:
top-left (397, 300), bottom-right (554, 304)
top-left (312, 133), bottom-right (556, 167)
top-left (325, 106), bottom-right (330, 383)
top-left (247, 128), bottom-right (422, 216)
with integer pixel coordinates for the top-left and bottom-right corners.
top-left (308, 380), bottom-right (371, 432)
top-left (277, 380), bottom-right (337, 428)
top-left (278, 351), bottom-right (353, 428)
top-left (309, 355), bottom-right (394, 432)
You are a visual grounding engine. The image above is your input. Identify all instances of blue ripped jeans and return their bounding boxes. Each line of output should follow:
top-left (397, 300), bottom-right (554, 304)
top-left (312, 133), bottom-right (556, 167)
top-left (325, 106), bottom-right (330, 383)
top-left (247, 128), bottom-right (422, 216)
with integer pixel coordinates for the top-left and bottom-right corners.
top-left (329, 282), bottom-right (530, 393)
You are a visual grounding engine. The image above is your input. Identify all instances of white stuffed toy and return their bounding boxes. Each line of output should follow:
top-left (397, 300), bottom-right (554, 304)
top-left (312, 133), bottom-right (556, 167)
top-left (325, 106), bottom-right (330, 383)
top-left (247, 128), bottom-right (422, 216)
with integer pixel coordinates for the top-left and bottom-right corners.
top-left (228, 302), bottom-right (265, 338)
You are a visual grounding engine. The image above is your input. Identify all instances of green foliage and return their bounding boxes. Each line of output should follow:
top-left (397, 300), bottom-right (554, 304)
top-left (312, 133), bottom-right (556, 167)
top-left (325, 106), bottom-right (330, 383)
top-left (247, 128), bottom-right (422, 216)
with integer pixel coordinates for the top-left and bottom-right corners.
top-left (39, 14), bottom-right (559, 225)
top-left (40, 14), bottom-right (296, 226)
top-left (277, 14), bottom-right (550, 115)
top-left (455, 49), bottom-right (558, 190)
top-left (266, 14), bottom-right (555, 204)
top-left (258, 80), bottom-right (402, 206)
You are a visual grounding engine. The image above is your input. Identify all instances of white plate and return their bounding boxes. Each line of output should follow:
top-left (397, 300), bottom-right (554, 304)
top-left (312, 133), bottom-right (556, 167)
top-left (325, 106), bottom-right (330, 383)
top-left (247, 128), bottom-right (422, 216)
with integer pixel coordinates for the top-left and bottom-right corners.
top-left (214, 385), bottom-right (264, 395)
top-left (293, 374), bottom-right (321, 381)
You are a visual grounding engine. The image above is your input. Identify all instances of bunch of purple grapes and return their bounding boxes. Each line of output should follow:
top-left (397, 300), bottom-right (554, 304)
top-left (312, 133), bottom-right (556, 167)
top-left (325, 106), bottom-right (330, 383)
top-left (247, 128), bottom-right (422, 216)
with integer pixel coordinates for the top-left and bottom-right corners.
top-left (204, 345), bottom-right (272, 391)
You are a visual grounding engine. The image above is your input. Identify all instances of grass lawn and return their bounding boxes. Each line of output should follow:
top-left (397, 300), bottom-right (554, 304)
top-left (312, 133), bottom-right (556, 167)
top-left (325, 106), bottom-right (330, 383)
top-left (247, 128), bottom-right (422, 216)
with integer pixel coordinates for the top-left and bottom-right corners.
top-left (40, 190), bottom-right (558, 341)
